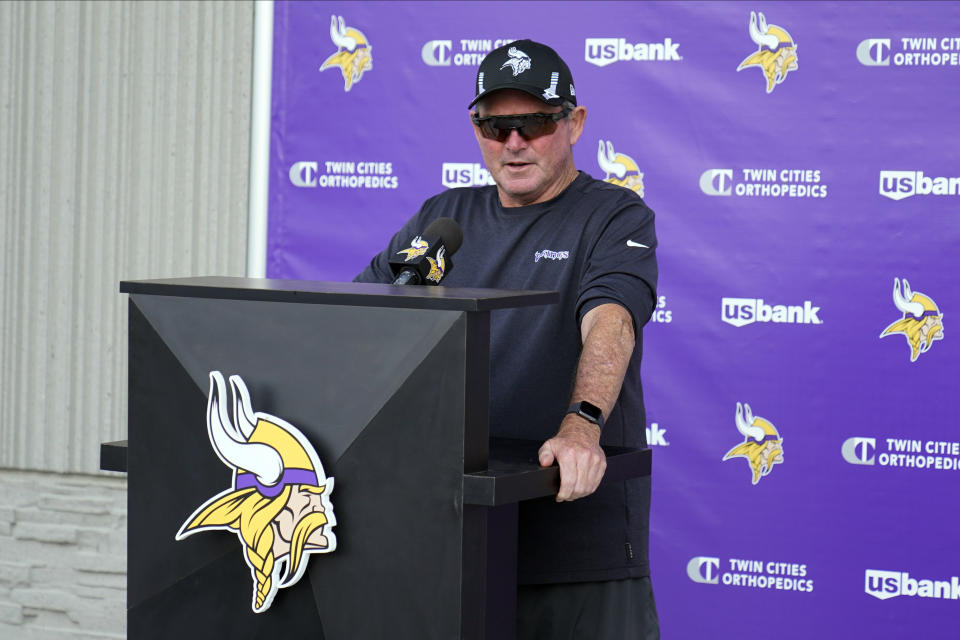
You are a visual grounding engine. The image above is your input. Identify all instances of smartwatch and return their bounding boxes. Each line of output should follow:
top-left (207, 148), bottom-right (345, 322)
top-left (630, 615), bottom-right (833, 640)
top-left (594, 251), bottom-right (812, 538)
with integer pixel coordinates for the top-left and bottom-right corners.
top-left (566, 401), bottom-right (605, 430)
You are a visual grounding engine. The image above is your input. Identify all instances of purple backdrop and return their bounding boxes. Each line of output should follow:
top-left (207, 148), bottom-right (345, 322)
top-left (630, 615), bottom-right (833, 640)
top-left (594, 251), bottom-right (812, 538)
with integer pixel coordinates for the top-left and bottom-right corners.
top-left (268, 2), bottom-right (960, 637)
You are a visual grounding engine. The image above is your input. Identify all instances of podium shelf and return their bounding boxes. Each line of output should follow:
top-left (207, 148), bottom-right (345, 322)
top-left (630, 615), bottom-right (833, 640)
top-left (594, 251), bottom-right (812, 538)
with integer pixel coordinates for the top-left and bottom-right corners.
top-left (463, 438), bottom-right (652, 506)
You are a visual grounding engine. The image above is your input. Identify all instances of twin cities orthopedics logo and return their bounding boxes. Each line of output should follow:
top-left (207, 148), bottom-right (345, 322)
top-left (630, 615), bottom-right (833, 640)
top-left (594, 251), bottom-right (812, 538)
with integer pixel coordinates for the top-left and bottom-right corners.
top-left (442, 162), bottom-right (495, 189)
top-left (879, 278), bottom-right (944, 362)
top-left (700, 168), bottom-right (827, 198)
top-left (722, 297), bottom-right (823, 327)
top-left (421, 38), bottom-right (518, 67)
top-left (866, 569), bottom-right (960, 601)
top-left (878, 170), bottom-right (960, 201)
top-left (584, 35), bottom-right (681, 67)
top-left (176, 372), bottom-right (336, 613)
top-left (722, 403), bottom-right (784, 485)
top-left (289, 160), bottom-right (398, 190)
top-left (858, 36), bottom-right (960, 68)
top-left (649, 295), bottom-right (671, 324)
top-left (319, 15), bottom-right (373, 92)
top-left (736, 11), bottom-right (798, 94)
top-left (842, 436), bottom-right (960, 472)
top-left (597, 140), bottom-right (644, 196)
top-left (688, 556), bottom-right (814, 593)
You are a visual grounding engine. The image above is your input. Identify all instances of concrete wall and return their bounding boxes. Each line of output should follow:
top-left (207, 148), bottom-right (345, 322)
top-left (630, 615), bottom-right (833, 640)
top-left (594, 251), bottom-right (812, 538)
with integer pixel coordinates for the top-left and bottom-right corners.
top-left (0, 470), bottom-right (126, 639)
top-left (0, 1), bottom-right (255, 636)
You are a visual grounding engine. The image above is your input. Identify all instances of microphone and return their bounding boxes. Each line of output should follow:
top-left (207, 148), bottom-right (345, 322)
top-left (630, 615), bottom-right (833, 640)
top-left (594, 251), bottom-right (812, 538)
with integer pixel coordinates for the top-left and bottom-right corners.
top-left (390, 217), bottom-right (463, 286)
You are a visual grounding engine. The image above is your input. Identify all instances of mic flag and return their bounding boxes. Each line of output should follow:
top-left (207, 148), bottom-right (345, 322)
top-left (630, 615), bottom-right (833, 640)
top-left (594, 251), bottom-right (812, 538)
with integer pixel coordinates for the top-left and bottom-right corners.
top-left (390, 217), bottom-right (463, 286)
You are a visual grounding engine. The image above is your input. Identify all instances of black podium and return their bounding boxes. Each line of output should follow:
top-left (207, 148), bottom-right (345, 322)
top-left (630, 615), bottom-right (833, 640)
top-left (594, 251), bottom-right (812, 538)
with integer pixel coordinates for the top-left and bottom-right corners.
top-left (102, 277), bottom-right (650, 639)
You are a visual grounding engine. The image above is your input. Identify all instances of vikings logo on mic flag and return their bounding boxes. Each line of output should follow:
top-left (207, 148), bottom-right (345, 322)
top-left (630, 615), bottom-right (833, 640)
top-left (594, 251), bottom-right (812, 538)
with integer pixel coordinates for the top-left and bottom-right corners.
top-left (176, 372), bottom-right (337, 613)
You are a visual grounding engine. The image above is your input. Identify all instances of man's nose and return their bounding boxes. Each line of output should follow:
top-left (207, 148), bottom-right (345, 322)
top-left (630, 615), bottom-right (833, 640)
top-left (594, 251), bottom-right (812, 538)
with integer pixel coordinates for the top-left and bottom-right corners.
top-left (503, 128), bottom-right (528, 151)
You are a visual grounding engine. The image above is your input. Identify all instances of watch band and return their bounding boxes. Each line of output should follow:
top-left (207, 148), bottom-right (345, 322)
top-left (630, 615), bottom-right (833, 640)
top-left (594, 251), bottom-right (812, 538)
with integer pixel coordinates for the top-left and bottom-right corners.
top-left (566, 400), bottom-right (605, 430)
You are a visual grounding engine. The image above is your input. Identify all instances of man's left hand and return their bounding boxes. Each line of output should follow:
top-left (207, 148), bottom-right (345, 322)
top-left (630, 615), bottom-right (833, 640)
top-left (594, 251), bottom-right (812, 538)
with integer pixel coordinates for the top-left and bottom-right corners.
top-left (538, 413), bottom-right (607, 502)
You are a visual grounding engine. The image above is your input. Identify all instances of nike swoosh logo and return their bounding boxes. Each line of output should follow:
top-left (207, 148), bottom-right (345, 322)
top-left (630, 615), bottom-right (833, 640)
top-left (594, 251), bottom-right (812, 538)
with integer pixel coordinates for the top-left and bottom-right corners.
top-left (626, 240), bottom-right (649, 248)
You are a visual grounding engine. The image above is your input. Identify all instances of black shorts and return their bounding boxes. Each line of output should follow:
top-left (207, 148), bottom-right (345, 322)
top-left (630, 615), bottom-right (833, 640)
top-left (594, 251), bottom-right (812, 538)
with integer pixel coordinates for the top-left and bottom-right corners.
top-left (518, 577), bottom-right (660, 640)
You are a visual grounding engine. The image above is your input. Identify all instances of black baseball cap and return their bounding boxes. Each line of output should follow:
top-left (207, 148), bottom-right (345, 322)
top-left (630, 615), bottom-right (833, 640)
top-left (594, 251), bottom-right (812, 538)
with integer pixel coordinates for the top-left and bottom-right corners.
top-left (468, 39), bottom-right (577, 109)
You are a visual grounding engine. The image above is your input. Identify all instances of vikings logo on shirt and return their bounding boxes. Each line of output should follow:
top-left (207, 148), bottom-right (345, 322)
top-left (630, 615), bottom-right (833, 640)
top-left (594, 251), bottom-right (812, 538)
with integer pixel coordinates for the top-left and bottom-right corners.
top-left (500, 46), bottom-right (532, 76)
top-left (736, 11), bottom-right (798, 94)
top-left (722, 403), bottom-right (784, 485)
top-left (597, 140), bottom-right (645, 197)
top-left (397, 236), bottom-right (429, 262)
top-left (880, 277), bottom-right (944, 362)
top-left (425, 247), bottom-right (446, 283)
top-left (176, 372), bottom-right (337, 613)
top-left (320, 15), bottom-right (373, 92)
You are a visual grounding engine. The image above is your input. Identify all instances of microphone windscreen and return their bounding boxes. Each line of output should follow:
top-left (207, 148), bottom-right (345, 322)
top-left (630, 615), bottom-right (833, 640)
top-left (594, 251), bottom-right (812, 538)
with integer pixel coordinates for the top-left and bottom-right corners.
top-left (423, 217), bottom-right (463, 256)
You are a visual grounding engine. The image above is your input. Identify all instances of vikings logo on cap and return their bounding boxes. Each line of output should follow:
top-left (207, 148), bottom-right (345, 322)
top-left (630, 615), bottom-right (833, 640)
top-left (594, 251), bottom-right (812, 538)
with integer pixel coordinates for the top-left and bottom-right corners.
top-left (500, 46), bottom-right (532, 76)
top-left (397, 236), bottom-right (429, 262)
top-left (597, 140), bottom-right (645, 197)
top-left (737, 11), bottom-right (798, 94)
top-left (320, 15), bottom-right (373, 92)
top-left (176, 372), bottom-right (336, 613)
top-left (880, 277), bottom-right (944, 362)
top-left (723, 403), bottom-right (784, 485)
top-left (425, 247), bottom-right (446, 283)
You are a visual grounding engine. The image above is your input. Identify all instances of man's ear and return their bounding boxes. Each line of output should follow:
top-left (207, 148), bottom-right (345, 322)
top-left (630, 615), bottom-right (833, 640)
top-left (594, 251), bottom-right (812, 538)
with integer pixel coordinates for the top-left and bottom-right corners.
top-left (469, 111), bottom-right (482, 143)
top-left (568, 106), bottom-right (587, 146)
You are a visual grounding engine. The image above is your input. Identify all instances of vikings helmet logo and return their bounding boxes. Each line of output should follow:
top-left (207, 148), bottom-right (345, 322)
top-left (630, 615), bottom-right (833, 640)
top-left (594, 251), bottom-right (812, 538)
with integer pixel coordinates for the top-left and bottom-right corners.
top-left (880, 277), bottom-right (944, 362)
top-left (500, 47), bottom-right (532, 76)
top-left (597, 140), bottom-right (645, 197)
top-left (320, 15), bottom-right (373, 92)
top-left (737, 11), bottom-right (798, 94)
top-left (176, 372), bottom-right (336, 613)
top-left (425, 247), bottom-right (446, 283)
top-left (397, 236), bottom-right (429, 262)
top-left (723, 402), bottom-right (784, 485)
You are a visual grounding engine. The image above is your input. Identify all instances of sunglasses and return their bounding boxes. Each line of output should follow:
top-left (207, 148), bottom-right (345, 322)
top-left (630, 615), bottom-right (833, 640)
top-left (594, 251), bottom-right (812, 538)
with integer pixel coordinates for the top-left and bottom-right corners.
top-left (471, 107), bottom-right (572, 142)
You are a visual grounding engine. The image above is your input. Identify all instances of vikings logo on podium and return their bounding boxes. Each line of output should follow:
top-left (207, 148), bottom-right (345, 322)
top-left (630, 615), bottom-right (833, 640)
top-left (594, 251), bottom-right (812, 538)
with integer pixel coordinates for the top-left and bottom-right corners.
top-left (723, 402), bottom-right (784, 485)
top-left (320, 15), bottom-right (372, 92)
top-left (737, 11), bottom-right (798, 94)
top-left (597, 140), bottom-right (645, 197)
top-left (880, 277), bottom-right (944, 362)
top-left (176, 372), bottom-right (336, 613)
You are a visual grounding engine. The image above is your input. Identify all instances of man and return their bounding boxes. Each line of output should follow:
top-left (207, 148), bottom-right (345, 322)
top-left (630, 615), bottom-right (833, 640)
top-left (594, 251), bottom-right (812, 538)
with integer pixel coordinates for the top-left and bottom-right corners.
top-left (355, 39), bottom-right (659, 639)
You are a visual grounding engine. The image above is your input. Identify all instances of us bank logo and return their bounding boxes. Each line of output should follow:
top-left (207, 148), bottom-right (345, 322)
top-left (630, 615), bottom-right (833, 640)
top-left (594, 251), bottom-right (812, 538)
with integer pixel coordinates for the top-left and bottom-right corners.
top-left (319, 15), bottom-right (372, 92)
top-left (879, 170), bottom-right (960, 200)
top-left (441, 162), bottom-right (495, 189)
top-left (700, 168), bottom-right (827, 198)
top-left (597, 140), bottom-right (644, 196)
top-left (858, 36), bottom-right (960, 67)
top-left (736, 11), bottom-right (798, 93)
top-left (422, 38), bottom-right (518, 67)
top-left (722, 297), bottom-right (823, 327)
top-left (866, 569), bottom-right (960, 601)
top-left (584, 36), bottom-right (681, 66)
top-left (688, 556), bottom-right (814, 592)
